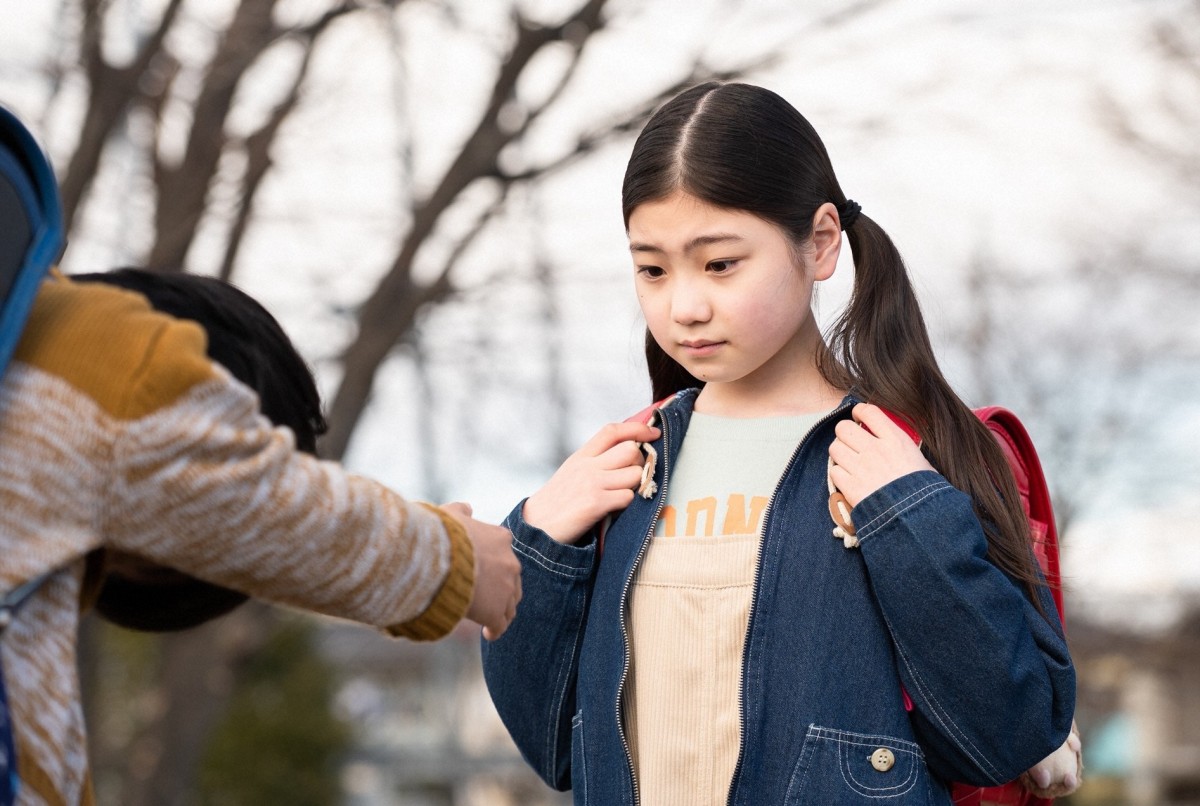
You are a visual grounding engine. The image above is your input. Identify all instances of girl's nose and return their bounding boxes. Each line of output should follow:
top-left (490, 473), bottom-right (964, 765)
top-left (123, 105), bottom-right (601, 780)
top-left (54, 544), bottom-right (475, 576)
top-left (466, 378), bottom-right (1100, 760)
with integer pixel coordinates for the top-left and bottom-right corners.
top-left (671, 279), bottom-right (712, 325)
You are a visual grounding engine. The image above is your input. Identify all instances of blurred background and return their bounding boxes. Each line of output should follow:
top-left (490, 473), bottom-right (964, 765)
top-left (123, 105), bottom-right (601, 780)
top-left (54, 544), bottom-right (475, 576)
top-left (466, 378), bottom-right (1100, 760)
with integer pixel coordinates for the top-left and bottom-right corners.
top-left (2, 0), bottom-right (1198, 803)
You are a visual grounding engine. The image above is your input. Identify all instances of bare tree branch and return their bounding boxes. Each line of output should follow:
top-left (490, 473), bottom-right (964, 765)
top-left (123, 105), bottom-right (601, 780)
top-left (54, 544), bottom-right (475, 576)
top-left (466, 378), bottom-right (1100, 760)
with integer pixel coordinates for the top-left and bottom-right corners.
top-left (145, 54), bottom-right (182, 193)
top-left (949, 250), bottom-right (1198, 537)
top-left (216, 7), bottom-right (355, 282)
top-left (59, 0), bottom-right (186, 225)
top-left (182, 0), bottom-right (400, 277)
top-left (320, 0), bottom-right (786, 458)
top-left (1152, 19), bottom-right (1200, 83)
top-left (148, 0), bottom-right (282, 270)
top-left (501, 59), bottom-right (770, 184)
top-left (322, 0), bottom-right (613, 458)
top-left (1096, 8), bottom-right (1200, 192)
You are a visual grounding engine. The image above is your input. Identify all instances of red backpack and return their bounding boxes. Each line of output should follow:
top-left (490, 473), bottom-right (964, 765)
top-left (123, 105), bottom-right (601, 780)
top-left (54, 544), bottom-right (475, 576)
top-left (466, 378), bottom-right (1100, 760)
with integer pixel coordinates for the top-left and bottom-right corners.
top-left (950, 407), bottom-right (1065, 806)
top-left (616, 399), bottom-right (1070, 805)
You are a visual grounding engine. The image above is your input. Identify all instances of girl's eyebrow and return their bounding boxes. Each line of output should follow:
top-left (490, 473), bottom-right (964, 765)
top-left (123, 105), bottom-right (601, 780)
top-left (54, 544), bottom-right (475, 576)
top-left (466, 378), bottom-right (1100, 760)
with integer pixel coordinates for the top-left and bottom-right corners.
top-left (629, 233), bottom-right (745, 255)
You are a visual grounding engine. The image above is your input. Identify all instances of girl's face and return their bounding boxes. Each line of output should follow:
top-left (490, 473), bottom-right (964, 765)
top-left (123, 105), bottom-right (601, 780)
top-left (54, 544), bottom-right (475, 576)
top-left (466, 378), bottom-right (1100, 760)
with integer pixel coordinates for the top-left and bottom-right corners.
top-left (628, 190), bottom-right (838, 413)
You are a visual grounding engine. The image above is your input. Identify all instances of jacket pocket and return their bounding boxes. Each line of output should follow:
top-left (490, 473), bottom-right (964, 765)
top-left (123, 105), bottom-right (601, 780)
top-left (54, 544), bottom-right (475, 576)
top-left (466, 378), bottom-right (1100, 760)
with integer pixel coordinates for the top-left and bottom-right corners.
top-left (785, 724), bottom-right (934, 804)
top-left (570, 710), bottom-right (587, 803)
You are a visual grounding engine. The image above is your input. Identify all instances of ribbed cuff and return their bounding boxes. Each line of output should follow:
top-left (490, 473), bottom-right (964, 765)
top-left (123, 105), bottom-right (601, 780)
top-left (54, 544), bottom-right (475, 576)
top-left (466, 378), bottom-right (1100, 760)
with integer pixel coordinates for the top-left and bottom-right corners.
top-left (387, 504), bottom-right (476, 641)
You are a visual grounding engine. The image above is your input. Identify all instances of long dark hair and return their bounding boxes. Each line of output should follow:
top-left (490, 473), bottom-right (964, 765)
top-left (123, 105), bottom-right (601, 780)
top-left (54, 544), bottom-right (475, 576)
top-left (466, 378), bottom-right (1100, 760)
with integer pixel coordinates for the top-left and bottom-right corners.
top-left (622, 82), bottom-right (1049, 602)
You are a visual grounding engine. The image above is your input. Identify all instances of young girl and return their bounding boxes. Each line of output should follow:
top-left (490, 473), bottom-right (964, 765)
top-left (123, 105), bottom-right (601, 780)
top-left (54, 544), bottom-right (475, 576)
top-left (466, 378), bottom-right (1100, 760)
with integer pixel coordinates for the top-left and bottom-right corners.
top-left (481, 83), bottom-right (1076, 805)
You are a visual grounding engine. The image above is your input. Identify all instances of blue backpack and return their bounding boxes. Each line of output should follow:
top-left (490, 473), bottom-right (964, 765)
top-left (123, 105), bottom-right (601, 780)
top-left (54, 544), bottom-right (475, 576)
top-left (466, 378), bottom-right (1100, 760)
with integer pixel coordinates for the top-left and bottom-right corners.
top-left (0, 106), bottom-right (63, 378)
top-left (0, 103), bottom-right (65, 805)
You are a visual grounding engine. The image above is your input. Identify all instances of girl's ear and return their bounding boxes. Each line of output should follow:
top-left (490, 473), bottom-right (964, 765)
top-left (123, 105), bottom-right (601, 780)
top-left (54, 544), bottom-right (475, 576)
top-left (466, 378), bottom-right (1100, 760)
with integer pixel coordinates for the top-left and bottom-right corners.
top-left (808, 202), bottom-right (842, 282)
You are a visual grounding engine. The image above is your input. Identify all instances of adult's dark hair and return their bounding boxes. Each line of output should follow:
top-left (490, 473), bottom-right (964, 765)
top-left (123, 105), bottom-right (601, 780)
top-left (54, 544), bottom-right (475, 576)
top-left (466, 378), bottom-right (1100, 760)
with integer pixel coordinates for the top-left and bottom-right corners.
top-left (72, 268), bottom-right (328, 631)
top-left (621, 82), bottom-right (1049, 604)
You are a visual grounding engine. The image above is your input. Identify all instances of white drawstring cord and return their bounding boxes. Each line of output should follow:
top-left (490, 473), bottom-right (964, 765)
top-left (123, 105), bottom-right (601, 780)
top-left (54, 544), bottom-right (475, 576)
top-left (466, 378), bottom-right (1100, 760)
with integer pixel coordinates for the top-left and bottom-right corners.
top-left (636, 410), bottom-right (659, 499)
top-left (827, 458), bottom-right (859, 548)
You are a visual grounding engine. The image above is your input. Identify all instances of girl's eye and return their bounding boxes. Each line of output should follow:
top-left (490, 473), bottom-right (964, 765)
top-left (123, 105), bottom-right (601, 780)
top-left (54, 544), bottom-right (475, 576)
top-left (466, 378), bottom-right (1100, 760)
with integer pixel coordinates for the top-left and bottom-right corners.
top-left (708, 259), bottom-right (737, 274)
top-left (637, 265), bottom-right (666, 279)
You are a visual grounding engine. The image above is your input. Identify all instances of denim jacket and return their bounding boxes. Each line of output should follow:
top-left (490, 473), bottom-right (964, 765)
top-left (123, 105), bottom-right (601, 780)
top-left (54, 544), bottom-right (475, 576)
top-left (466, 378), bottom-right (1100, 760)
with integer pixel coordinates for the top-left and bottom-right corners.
top-left (482, 391), bottom-right (1075, 805)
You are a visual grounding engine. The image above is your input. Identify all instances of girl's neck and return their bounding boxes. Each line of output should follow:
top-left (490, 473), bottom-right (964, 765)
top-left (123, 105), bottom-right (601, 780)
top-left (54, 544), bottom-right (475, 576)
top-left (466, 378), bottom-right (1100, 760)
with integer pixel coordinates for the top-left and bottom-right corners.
top-left (693, 360), bottom-right (846, 419)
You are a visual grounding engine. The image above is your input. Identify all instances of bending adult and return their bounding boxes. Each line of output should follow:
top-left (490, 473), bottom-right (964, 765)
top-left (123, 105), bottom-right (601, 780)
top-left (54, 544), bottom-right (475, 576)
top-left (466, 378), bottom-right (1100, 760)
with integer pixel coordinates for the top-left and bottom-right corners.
top-left (0, 107), bottom-right (521, 806)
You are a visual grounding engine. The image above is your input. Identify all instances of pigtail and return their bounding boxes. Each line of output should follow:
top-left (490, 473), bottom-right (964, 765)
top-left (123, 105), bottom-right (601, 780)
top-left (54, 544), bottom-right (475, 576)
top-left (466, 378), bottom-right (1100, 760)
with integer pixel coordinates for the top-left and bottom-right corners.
top-left (820, 215), bottom-right (1051, 609)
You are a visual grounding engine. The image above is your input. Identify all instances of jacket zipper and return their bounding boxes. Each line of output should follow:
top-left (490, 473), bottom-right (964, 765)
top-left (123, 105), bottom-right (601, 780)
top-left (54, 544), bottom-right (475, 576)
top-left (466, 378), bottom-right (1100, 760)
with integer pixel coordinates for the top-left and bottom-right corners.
top-left (725, 401), bottom-right (852, 806)
top-left (617, 408), bottom-right (672, 806)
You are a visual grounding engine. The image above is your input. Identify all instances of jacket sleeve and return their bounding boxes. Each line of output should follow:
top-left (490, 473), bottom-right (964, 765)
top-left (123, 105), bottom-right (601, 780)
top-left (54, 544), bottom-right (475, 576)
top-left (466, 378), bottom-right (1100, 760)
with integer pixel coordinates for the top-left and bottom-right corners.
top-left (480, 502), bottom-right (597, 791)
top-left (854, 470), bottom-right (1075, 786)
top-left (105, 354), bottom-right (474, 641)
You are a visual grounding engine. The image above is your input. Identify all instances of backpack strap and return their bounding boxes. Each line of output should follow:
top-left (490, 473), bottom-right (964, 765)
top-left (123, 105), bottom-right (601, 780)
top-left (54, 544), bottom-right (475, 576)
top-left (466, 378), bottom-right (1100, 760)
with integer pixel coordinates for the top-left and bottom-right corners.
top-left (972, 406), bottom-right (1064, 622)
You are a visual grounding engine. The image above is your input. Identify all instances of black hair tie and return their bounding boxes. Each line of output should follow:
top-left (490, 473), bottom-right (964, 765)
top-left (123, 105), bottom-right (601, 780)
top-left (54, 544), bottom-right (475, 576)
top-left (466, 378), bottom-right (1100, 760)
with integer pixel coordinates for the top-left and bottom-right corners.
top-left (838, 199), bottom-right (862, 230)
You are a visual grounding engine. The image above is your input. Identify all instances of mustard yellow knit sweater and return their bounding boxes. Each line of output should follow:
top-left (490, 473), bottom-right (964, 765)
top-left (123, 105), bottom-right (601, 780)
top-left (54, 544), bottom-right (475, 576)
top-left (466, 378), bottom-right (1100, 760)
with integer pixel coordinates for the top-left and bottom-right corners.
top-left (0, 275), bottom-right (474, 805)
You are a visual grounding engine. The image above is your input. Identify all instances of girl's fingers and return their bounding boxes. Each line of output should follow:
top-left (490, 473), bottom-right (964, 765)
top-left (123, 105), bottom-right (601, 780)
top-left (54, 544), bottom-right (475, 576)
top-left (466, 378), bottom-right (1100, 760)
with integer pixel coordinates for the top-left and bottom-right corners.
top-left (580, 422), bottom-right (660, 457)
top-left (599, 440), bottom-right (648, 471)
top-left (605, 465), bottom-right (646, 491)
top-left (851, 403), bottom-right (904, 440)
top-left (827, 435), bottom-right (860, 469)
top-left (601, 487), bottom-right (636, 512)
top-left (833, 417), bottom-right (875, 452)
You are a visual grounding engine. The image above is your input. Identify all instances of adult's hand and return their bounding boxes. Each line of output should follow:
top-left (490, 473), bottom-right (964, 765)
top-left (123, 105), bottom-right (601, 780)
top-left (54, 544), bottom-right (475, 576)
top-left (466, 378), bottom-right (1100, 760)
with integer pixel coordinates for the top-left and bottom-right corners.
top-left (523, 421), bottom-right (660, 544)
top-left (441, 502), bottom-right (521, 641)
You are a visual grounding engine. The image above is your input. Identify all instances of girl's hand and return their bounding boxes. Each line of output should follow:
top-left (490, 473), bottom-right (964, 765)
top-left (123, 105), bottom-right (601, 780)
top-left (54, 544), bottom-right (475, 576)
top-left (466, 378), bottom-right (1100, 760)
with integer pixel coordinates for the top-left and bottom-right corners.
top-left (1021, 721), bottom-right (1083, 798)
top-left (828, 403), bottom-right (934, 509)
top-left (523, 421), bottom-right (661, 545)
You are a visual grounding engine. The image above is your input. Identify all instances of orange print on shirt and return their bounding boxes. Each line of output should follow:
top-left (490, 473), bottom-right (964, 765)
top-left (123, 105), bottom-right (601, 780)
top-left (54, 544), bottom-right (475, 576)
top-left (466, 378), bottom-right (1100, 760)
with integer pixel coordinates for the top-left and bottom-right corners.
top-left (660, 494), bottom-right (769, 537)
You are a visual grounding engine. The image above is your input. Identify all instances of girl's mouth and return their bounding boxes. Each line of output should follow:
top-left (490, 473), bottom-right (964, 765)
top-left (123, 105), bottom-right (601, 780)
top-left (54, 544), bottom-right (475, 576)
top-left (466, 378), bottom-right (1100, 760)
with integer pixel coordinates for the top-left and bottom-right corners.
top-left (680, 340), bottom-right (724, 357)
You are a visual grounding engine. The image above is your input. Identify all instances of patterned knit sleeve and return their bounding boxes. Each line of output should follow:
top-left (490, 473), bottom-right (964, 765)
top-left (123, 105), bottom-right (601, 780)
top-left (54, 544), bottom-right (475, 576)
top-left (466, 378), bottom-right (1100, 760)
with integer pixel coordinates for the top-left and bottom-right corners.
top-left (103, 319), bottom-right (475, 640)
